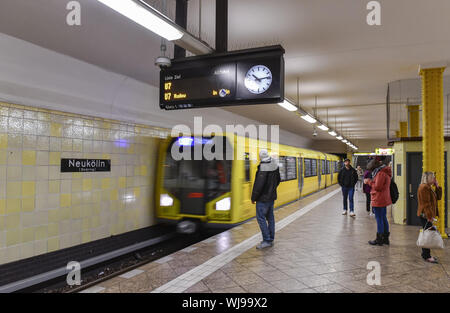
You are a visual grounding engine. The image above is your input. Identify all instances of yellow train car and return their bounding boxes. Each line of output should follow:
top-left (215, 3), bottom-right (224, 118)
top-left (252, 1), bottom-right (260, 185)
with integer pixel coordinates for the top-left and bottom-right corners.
top-left (155, 133), bottom-right (341, 232)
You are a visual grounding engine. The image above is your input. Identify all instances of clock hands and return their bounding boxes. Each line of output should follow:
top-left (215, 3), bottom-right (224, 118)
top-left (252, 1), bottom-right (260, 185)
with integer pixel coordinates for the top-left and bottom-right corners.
top-left (251, 74), bottom-right (271, 82)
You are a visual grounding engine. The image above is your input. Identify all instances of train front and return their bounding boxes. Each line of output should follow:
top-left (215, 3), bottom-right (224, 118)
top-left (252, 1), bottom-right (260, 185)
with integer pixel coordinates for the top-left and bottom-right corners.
top-left (156, 135), bottom-right (234, 233)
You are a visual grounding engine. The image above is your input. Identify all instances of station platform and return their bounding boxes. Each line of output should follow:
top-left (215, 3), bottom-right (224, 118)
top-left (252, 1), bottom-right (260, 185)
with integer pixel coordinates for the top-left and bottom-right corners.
top-left (83, 186), bottom-right (450, 293)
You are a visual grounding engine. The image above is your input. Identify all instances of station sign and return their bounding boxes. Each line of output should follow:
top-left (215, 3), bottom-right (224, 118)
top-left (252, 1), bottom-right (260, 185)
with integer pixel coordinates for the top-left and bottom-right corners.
top-left (159, 45), bottom-right (285, 110)
top-left (375, 148), bottom-right (394, 155)
top-left (61, 159), bottom-right (111, 172)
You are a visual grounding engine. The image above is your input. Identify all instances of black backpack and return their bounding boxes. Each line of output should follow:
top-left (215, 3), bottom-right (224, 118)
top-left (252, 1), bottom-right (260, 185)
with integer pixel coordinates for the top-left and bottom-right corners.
top-left (390, 180), bottom-right (399, 204)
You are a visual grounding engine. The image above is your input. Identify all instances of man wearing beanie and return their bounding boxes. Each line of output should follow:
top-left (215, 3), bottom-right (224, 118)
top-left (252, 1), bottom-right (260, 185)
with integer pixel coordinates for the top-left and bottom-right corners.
top-left (251, 149), bottom-right (281, 249)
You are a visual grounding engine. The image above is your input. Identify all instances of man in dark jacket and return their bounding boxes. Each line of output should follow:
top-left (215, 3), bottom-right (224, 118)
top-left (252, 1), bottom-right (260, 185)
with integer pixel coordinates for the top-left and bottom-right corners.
top-left (251, 149), bottom-right (281, 249)
top-left (338, 158), bottom-right (359, 217)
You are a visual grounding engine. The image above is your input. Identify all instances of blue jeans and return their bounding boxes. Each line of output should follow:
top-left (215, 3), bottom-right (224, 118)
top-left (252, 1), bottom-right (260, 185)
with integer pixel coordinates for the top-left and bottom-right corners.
top-left (256, 201), bottom-right (275, 242)
top-left (341, 187), bottom-right (355, 212)
top-left (373, 206), bottom-right (389, 233)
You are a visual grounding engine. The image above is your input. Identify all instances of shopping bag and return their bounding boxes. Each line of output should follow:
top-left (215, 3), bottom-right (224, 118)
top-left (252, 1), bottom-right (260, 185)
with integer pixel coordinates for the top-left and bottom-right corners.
top-left (416, 226), bottom-right (445, 249)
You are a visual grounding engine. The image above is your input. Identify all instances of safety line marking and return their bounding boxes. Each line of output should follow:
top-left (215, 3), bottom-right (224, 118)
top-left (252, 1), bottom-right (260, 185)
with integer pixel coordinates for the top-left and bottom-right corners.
top-left (151, 187), bottom-right (341, 293)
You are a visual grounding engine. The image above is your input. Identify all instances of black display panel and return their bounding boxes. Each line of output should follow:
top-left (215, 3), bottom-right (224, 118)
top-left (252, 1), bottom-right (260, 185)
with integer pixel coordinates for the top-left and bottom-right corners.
top-left (285, 156), bottom-right (297, 180)
top-left (160, 45), bottom-right (285, 110)
top-left (279, 156), bottom-right (287, 182)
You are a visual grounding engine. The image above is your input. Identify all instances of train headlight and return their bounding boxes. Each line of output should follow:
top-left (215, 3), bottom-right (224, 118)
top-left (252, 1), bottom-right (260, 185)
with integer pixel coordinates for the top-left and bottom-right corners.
top-left (160, 194), bottom-right (173, 206)
top-left (215, 197), bottom-right (231, 211)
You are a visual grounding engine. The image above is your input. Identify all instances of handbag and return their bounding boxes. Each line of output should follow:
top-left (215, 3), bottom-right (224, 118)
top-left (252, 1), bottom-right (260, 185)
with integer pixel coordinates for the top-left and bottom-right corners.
top-left (416, 225), bottom-right (445, 249)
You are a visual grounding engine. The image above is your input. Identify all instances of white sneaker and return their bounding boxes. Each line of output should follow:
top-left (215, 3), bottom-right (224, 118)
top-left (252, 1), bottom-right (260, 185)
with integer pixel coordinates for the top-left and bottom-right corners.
top-left (350, 212), bottom-right (356, 217)
top-left (369, 212), bottom-right (375, 217)
top-left (342, 210), bottom-right (347, 215)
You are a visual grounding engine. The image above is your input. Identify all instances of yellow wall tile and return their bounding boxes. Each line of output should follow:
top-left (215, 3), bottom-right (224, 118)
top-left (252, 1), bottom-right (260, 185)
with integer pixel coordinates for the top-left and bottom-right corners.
top-left (6, 199), bottom-right (21, 214)
top-left (82, 179), bottom-right (92, 191)
top-left (0, 199), bottom-right (5, 215)
top-left (22, 181), bottom-right (35, 197)
top-left (22, 198), bottom-right (35, 212)
top-left (22, 150), bottom-right (36, 165)
top-left (110, 189), bottom-right (118, 201)
top-left (6, 214), bottom-right (20, 230)
top-left (0, 133), bottom-right (7, 149)
top-left (82, 230), bottom-right (91, 243)
top-left (0, 150), bottom-right (6, 165)
top-left (35, 226), bottom-right (48, 240)
top-left (48, 209), bottom-right (61, 223)
top-left (6, 230), bottom-right (20, 246)
top-left (60, 207), bottom-right (71, 220)
top-left (48, 237), bottom-right (59, 252)
top-left (101, 178), bottom-right (110, 190)
top-left (49, 180), bottom-right (60, 193)
top-left (82, 217), bottom-right (90, 231)
top-left (21, 228), bottom-right (34, 243)
top-left (141, 165), bottom-right (148, 176)
top-left (60, 194), bottom-right (71, 208)
top-left (118, 177), bottom-right (126, 189)
top-left (48, 223), bottom-right (59, 237)
top-left (134, 187), bottom-right (140, 198)
top-left (71, 206), bottom-right (81, 219)
top-left (49, 152), bottom-right (61, 165)
top-left (72, 172), bottom-right (82, 179)
top-left (7, 182), bottom-right (21, 198)
top-left (50, 122), bottom-right (62, 137)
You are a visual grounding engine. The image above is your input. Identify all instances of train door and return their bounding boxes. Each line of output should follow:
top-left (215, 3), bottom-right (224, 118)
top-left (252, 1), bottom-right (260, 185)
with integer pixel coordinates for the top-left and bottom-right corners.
top-left (324, 155), bottom-right (328, 188)
top-left (298, 157), bottom-right (304, 197)
top-left (330, 161), bottom-right (334, 183)
top-left (243, 152), bottom-right (252, 203)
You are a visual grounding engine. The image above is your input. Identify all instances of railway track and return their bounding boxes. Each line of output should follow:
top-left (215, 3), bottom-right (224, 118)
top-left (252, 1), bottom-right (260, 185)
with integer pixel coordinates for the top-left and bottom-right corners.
top-left (14, 228), bottom-right (223, 293)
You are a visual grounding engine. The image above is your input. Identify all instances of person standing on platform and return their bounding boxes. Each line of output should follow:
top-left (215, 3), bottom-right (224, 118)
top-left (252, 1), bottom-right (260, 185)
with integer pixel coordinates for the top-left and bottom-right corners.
top-left (363, 166), bottom-right (374, 216)
top-left (356, 166), bottom-right (364, 191)
top-left (338, 158), bottom-right (358, 217)
top-left (251, 149), bottom-right (281, 249)
top-left (365, 156), bottom-right (392, 246)
top-left (417, 172), bottom-right (442, 263)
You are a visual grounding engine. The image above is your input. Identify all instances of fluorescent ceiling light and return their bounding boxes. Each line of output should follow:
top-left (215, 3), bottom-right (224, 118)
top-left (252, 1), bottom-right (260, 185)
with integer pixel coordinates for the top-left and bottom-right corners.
top-left (318, 124), bottom-right (329, 131)
top-left (328, 130), bottom-right (337, 136)
top-left (301, 115), bottom-right (317, 124)
top-left (342, 139), bottom-right (348, 143)
top-left (97, 0), bottom-right (184, 41)
top-left (278, 100), bottom-right (298, 112)
top-left (336, 136), bottom-right (343, 140)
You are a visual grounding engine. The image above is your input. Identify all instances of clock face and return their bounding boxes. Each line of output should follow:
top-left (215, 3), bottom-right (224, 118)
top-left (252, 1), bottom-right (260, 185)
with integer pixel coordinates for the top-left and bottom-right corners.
top-left (244, 65), bottom-right (273, 94)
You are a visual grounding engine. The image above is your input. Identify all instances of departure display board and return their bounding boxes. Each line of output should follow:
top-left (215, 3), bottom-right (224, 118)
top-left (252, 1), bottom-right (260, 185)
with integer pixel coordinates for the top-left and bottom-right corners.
top-left (160, 45), bottom-right (285, 110)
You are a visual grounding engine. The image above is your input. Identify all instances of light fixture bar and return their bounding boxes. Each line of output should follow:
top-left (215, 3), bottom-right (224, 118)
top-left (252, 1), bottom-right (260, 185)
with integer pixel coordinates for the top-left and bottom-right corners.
top-left (342, 139), bottom-right (348, 143)
top-left (328, 130), bottom-right (337, 136)
top-left (318, 124), bottom-right (329, 131)
top-left (301, 115), bottom-right (317, 124)
top-left (97, 0), bottom-right (213, 54)
top-left (278, 100), bottom-right (298, 112)
top-left (336, 135), bottom-right (343, 140)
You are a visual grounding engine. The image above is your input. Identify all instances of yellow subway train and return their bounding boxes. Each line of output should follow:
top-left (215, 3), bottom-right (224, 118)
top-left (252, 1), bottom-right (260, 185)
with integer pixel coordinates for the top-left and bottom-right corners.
top-left (155, 133), bottom-right (341, 232)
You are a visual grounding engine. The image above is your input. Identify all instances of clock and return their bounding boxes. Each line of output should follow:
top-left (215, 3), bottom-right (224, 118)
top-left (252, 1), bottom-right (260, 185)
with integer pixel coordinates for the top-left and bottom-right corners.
top-left (244, 65), bottom-right (273, 94)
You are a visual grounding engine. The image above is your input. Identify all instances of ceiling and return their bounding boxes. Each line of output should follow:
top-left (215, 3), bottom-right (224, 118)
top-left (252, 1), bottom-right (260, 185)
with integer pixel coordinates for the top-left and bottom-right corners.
top-left (1, 0), bottom-right (450, 142)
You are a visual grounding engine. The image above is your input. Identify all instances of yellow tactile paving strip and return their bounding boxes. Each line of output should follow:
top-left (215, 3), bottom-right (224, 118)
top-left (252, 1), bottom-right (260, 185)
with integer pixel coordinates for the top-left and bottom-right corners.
top-left (89, 186), bottom-right (450, 293)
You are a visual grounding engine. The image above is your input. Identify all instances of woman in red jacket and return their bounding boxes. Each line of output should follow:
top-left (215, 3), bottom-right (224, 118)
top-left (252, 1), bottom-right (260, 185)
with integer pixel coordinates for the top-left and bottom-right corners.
top-left (364, 156), bottom-right (392, 246)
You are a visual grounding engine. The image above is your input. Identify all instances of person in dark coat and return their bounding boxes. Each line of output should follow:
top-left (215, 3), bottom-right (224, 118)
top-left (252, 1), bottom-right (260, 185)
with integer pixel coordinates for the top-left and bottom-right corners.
top-left (338, 158), bottom-right (359, 217)
top-left (363, 164), bottom-right (373, 216)
top-left (251, 149), bottom-right (281, 249)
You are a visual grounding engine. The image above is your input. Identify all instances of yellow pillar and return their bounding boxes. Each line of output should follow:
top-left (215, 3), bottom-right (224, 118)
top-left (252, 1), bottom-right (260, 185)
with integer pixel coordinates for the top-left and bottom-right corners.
top-left (346, 151), bottom-right (353, 166)
top-left (408, 105), bottom-right (420, 137)
top-left (399, 122), bottom-right (408, 137)
top-left (395, 130), bottom-right (401, 138)
top-left (420, 67), bottom-right (447, 238)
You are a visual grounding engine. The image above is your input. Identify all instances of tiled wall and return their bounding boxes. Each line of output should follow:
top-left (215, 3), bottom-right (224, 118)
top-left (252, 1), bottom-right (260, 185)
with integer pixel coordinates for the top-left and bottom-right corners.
top-left (0, 101), bottom-right (168, 265)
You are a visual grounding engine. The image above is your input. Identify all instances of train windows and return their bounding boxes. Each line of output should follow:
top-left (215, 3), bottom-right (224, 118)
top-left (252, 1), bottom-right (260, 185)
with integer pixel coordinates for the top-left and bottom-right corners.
top-left (279, 156), bottom-right (297, 182)
top-left (321, 160), bottom-right (326, 175)
top-left (163, 136), bottom-right (232, 202)
top-left (326, 160), bottom-right (331, 174)
top-left (304, 158), bottom-right (317, 177)
top-left (244, 153), bottom-right (250, 182)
